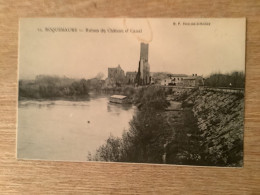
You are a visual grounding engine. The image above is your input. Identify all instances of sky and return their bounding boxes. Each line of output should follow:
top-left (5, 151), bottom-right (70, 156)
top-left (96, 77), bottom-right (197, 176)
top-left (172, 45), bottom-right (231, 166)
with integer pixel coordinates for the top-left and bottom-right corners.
top-left (19, 18), bottom-right (246, 80)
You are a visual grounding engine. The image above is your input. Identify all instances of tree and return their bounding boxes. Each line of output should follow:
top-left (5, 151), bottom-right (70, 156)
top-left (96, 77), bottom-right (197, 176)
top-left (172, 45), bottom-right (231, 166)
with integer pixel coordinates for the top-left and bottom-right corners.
top-left (95, 135), bottom-right (122, 162)
top-left (134, 86), bottom-right (170, 110)
top-left (79, 79), bottom-right (89, 95)
top-left (95, 72), bottom-right (105, 80)
top-left (205, 71), bottom-right (245, 88)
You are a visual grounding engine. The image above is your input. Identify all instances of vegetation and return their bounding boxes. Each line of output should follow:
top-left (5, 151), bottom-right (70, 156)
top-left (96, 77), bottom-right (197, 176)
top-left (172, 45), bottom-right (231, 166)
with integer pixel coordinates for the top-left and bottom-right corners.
top-left (94, 86), bottom-right (243, 166)
top-left (133, 86), bottom-right (170, 110)
top-left (94, 86), bottom-right (205, 165)
top-left (19, 75), bottom-right (92, 99)
top-left (122, 86), bottom-right (136, 97)
top-left (94, 86), bottom-right (171, 163)
top-left (205, 71), bottom-right (245, 88)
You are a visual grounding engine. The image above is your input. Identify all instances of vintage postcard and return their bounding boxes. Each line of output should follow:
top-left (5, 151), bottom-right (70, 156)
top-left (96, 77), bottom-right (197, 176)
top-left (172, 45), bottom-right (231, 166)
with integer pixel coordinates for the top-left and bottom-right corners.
top-left (17, 18), bottom-right (245, 166)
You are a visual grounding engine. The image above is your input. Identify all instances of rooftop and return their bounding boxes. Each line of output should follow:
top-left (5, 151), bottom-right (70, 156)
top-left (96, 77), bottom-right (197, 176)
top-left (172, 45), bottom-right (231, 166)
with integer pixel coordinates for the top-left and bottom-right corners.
top-left (183, 76), bottom-right (203, 80)
top-left (168, 74), bottom-right (188, 77)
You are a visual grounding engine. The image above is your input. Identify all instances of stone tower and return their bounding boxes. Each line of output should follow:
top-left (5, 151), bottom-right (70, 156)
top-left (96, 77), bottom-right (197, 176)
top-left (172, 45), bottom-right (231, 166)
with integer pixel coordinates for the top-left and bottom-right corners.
top-left (140, 42), bottom-right (148, 62)
top-left (136, 43), bottom-right (150, 85)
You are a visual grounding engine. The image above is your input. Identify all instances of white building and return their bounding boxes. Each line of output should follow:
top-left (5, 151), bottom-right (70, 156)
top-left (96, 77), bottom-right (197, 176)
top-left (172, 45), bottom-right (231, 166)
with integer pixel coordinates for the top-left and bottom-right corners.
top-left (160, 74), bottom-right (188, 86)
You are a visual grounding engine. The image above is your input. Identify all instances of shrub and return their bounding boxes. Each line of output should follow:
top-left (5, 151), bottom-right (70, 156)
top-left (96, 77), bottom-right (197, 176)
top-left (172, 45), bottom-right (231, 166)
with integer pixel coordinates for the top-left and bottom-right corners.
top-left (134, 86), bottom-right (169, 110)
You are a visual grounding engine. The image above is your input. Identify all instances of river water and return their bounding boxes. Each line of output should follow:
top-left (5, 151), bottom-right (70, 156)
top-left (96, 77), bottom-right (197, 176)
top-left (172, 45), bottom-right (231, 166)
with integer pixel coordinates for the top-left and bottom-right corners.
top-left (17, 94), bottom-right (136, 162)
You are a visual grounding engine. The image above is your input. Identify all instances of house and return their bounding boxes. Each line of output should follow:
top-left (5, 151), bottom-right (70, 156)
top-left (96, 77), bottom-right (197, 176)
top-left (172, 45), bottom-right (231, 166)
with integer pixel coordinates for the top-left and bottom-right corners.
top-left (183, 74), bottom-right (204, 87)
top-left (161, 77), bottom-right (172, 86)
top-left (160, 74), bottom-right (188, 86)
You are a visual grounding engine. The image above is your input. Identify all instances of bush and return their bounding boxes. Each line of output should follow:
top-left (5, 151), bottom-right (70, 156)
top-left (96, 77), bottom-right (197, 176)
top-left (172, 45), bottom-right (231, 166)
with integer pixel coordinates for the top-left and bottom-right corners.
top-left (123, 86), bottom-right (136, 97)
top-left (134, 86), bottom-right (169, 110)
top-left (95, 135), bottom-right (122, 162)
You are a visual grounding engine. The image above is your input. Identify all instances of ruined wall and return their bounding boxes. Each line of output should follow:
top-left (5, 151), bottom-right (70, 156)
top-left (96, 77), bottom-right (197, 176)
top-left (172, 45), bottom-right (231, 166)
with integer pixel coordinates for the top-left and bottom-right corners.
top-left (126, 72), bottom-right (137, 84)
top-left (108, 65), bottom-right (125, 85)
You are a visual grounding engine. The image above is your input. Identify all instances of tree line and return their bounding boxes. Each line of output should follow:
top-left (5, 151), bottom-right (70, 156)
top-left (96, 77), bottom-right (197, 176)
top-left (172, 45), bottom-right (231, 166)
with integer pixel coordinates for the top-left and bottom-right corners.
top-left (19, 75), bottom-right (101, 99)
top-left (204, 71), bottom-right (245, 88)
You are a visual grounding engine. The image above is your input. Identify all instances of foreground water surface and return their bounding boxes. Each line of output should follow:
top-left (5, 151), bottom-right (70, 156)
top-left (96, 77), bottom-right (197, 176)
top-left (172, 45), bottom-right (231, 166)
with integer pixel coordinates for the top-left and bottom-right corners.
top-left (17, 94), bottom-right (136, 162)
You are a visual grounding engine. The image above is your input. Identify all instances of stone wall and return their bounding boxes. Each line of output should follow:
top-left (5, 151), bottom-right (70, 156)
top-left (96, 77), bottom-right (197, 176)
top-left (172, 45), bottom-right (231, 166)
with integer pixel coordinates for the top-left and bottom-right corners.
top-left (126, 72), bottom-right (137, 84)
top-left (107, 65), bottom-right (126, 85)
top-left (184, 89), bottom-right (244, 166)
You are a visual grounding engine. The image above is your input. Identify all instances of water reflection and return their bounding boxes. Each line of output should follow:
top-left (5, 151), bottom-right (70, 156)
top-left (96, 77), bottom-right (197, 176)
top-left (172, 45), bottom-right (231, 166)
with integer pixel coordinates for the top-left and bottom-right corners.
top-left (107, 102), bottom-right (133, 116)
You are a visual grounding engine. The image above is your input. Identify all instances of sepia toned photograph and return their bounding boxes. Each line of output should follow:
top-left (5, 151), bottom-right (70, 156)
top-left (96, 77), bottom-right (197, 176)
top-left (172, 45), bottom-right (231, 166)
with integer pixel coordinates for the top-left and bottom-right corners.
top-left (17, 18), bottom-right (245, 167)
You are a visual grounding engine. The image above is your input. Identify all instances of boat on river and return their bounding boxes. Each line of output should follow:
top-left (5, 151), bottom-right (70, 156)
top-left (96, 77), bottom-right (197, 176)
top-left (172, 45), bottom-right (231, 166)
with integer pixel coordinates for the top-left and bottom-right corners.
top-left (109, 95), bottom-right (128, 104)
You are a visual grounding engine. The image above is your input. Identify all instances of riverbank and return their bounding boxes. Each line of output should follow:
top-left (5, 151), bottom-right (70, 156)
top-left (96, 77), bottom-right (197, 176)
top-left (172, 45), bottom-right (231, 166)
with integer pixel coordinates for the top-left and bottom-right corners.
top-left (18, 94), bottom-right (91, 101)
top-left (184, 89), bottom-right (244, 166)
top-left (93, 86), bottom-right (244, 166)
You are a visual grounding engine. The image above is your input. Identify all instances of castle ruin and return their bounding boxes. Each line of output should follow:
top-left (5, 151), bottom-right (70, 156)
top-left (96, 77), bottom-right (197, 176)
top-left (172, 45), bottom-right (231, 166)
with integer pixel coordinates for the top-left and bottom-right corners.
top-left (136, 43), bottom-right (151, 85)
top-left (106, 42), bottom-right (151, 87)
